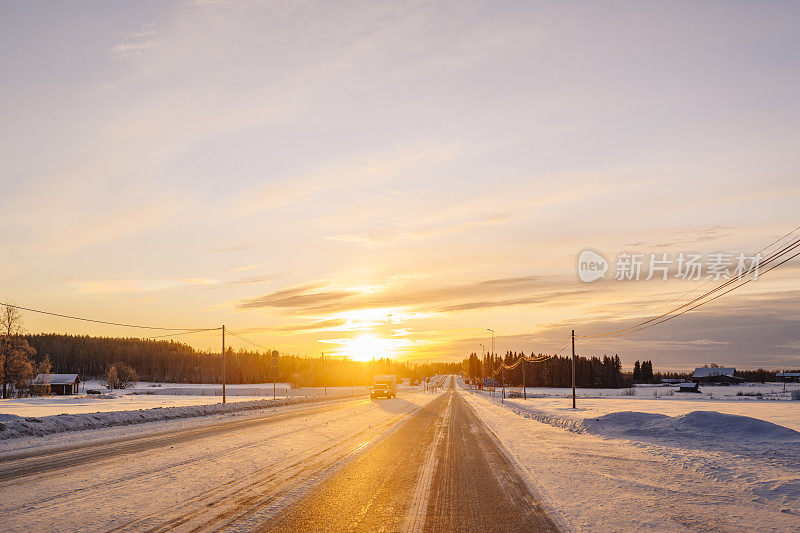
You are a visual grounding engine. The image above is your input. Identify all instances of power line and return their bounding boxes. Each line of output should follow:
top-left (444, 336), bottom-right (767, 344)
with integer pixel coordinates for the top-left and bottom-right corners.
top-left (577, 233), bottom-right (800, 340)
top-left (636, 224), bottom-right (800, 322)
top-left (148, 328), bottom-right (221, 339)
top-left (486, 227), bottom-right (800, 383)
top-left (612, 246), bottom-right (800, 338)
top-left (225, 329), bottom-right (268, 351)
top-left (0, 302), bottom-right (211, 331)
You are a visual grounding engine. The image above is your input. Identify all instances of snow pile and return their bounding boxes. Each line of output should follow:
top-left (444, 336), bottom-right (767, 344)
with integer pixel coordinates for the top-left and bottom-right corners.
top-left (0, 396), bottom-right (318, 440)
top-left (582, 410), bottom-right (800, 464)
top-left (461, 390), bottom-right (800, 532)
top-left (584, 410), bottom-right (800, 442)
top-left (461, 380), bottom-right (800, 465)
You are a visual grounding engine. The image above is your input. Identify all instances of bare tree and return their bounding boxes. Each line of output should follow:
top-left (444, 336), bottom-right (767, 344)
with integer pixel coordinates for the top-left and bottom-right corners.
top-left (29, 356), bottom-right (53, 396)
top-left (105, 362), bottom-right (138, 390)
top-left (1, 304), bottom-right (38, 399)
top-left (105, 365), bottom-right (118, 390)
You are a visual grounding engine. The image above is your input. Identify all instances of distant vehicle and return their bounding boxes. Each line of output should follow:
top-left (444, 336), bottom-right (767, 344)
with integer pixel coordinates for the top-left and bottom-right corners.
top-left (371, 375), bottom-right (397, 399)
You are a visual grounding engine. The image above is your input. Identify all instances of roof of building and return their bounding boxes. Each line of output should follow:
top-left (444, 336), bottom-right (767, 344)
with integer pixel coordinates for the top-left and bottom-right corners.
top-left (777, 372), bottom-right (800, 377)
top-left (33, 373), bottom-right (80, 385)
top-left (692, 367), bottom-right (736, 378)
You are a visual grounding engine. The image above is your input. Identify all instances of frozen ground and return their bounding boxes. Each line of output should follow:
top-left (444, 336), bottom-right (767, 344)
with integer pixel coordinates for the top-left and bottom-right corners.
top-left (461, 379), bottom-right (800, 531)
top-left (0, 381), bottom-right (370, 418)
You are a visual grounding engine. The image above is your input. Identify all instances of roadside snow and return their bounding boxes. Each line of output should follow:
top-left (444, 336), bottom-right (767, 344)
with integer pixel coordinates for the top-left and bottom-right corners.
top-left (0, 383), bottom-right (369, 418)
top-left (474, 386), bottom-right (800, 432)
top-left (0, 396), bottom-right (319, 440)
top-left (461, 382), bottom-right (800, 531)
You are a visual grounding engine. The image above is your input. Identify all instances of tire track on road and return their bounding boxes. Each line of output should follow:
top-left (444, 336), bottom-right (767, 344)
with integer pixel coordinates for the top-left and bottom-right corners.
top-left (0, 396), bottom-right (366, 483)
top-left (113, 401), bottom-right (423, 532)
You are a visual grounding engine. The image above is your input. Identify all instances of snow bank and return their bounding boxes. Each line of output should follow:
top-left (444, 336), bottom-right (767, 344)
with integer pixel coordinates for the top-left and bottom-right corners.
top-left (584, 410), bottom-right (800, 443)
top-left (462, 379), bottom-right (800, 465)
top-left (582, 410), bottom-right (800, 464)
top-left (485, 395), bottom-right (800, 468)
top-left (461, 390), bottom-right (800, 532)
top-left (0, 396), bottom-right (318, 440)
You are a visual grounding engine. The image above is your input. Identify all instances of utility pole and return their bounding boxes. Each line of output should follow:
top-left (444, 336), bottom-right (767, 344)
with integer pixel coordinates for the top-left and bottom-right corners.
top-left (522, 355), bottom-right (527, 400)
top-left (271, 350), bottom-right (278, 400)
top-left (479, 343), bottom-right (485, 391)
top-left (571, 329), bottom-right (576, 409)
top-left (487, 329), bottom-right (494, 396)
top-left (501, 363), bottom-right (505, 403)
top-left (222, 325), bottom-right (226, 404)
top-left (322, 352), bottom-right (327, 397)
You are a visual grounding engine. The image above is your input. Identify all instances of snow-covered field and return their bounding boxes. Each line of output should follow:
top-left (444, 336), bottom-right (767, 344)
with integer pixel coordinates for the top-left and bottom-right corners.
top-left (472, 382), bottom-right (800, 432)
top-left (0, 381), bottom-right (370, 418)
top-left (461, 379), bottom-right (800, 531)
top-left (0, 381), bottom-right (379, 440)
top-left (484, 382), bottom-right (800, 400)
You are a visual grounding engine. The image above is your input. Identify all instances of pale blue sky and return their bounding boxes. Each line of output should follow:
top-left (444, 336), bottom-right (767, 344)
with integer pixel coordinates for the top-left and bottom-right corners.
top-left (2, 1), bottom-right (799, 368)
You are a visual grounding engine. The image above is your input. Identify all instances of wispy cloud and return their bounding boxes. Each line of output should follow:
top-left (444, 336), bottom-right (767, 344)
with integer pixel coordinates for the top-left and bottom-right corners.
top-left (438, 290), bottom-right (591, 312)
top-left (276, 318), bottom-right (348, 332)
top-left (224, 275), bottom-right (279, 286)
top-left (626, 225), bottom-right (735, 249)
top-left (236, 275), bottom-right (583, 315)
top-left (239, 283), bottom-right (357, 310)
top-left (72, 277), bottom-right (215, 295)
top-left (209, 244), bottom-right (260, 253)
top-left (110, 22), bottom-right (157, 60)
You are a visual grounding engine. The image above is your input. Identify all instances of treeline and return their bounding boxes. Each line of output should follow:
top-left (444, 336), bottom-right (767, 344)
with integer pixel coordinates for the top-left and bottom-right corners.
top-left (23, 333), bottom-right (460, 385)
top-left (735, 368), bottom-right (798, 382)
top-left (463, 352), bottom-right (630, 388)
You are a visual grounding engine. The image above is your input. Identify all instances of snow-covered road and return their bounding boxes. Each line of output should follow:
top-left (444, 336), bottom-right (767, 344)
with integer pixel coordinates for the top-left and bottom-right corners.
top-left (4, 376), bottom-right (797, 532)
top-left (0, 391), bottom-right (437, 531)
top-left (0, 378), bottom-right (561, 532)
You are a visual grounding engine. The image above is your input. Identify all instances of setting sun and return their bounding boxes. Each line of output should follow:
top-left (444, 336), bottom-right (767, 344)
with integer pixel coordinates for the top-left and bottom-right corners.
top-left (341, 334), bottom-right (402, 362)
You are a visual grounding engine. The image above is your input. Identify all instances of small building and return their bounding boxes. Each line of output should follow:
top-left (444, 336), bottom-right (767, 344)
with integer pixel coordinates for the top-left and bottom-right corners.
top-left (692, 367), bottom-right (742, 385)
top-left (31, 374), bottom-right (81, 395)
top-left (679, 382), bottom-right (700, 393)
top-left (777, 372), bottom-right (800, 383)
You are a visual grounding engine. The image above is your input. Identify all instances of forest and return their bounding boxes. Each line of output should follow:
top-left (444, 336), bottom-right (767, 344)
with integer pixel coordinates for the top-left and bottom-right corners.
top-left (22, 333), bottom-right (461, 386)
top-left (8, 332), bottom-right (795, 392)
top-left (462, 351), bottom-right (798, 388)
top-left (463, 351), bottom-right (631, 388)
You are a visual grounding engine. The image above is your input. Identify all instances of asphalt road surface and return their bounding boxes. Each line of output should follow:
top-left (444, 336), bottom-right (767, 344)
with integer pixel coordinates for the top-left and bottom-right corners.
top-left (0, 379), bottom-right (559, 532)
top-left (270, 380), bottom-right (558, 533)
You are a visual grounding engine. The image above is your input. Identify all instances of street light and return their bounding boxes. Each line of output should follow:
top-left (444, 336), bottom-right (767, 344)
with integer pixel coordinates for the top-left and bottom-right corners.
top-left (487, 329), bottom-right (495, 397)
top-left (478, 343), bottom-right (486, 390)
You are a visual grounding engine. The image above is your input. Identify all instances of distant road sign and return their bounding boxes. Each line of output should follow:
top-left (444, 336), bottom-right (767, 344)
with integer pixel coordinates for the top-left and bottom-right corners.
top-left (483, 378), bottom-right (498, 387)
